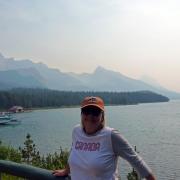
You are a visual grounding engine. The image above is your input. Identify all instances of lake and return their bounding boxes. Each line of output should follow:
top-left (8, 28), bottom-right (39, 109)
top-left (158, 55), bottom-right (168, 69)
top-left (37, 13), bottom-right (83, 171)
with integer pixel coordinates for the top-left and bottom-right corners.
top-left (0, 100), bottom-right (180, 179)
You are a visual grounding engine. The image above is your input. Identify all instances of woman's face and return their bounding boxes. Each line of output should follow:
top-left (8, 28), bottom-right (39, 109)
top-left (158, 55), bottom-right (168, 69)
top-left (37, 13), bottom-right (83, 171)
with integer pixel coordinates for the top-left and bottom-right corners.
top-left (81, 106), bottom-right (103, 135)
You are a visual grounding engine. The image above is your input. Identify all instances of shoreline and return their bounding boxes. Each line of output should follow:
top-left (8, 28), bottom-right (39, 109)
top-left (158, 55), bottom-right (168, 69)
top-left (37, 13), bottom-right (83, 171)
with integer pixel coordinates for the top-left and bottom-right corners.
top-left (0, 100), bottom-right (172, 113)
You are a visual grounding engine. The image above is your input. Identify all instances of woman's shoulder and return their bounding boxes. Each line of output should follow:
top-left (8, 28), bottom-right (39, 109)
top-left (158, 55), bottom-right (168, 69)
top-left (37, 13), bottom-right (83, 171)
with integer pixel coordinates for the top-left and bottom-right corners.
top-left (104, 126), bottom-right (119, 134)
top-left (110, 129), bottom-right (131, 147)
top-left (72, 124), bottom-right (82, 133)
top-left (73, 124), bottom-right (81, 130)
top-left (100, 126), bottom-right (117, 136)
top-left (111, 129), bottom-right (125, 139)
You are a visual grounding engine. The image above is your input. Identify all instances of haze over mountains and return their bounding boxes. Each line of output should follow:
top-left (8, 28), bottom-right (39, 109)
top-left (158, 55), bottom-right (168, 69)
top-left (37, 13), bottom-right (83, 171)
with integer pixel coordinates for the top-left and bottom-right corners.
top-left (0, 52), bottom-right (179, 99)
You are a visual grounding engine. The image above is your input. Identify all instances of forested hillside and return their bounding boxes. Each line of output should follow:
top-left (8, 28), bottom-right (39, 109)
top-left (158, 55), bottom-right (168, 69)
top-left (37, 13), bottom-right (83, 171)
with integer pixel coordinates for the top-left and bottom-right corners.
top-left (0, 88), bottom-right (169, 109)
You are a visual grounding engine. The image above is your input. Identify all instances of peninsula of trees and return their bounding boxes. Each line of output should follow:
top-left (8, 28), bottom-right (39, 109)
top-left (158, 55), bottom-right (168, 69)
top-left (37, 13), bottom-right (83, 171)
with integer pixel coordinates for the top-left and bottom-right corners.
top-left (0, 88), bottom-right (169, 109)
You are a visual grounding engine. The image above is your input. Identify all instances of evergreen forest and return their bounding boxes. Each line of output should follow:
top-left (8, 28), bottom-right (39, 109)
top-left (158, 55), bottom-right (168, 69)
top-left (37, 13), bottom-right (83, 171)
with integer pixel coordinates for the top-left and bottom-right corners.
top-left (0, 88), bottom-right (169, 109)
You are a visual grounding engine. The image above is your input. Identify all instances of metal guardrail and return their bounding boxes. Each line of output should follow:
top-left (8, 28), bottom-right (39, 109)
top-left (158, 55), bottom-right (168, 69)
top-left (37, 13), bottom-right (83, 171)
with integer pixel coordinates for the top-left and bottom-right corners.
top-left (0, 160), bottom-right (70, 180)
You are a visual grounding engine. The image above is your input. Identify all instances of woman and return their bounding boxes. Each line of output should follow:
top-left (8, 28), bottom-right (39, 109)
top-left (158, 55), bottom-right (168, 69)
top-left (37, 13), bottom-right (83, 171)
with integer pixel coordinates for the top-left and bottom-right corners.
top-left (53, 96), bottom-right (156, 180)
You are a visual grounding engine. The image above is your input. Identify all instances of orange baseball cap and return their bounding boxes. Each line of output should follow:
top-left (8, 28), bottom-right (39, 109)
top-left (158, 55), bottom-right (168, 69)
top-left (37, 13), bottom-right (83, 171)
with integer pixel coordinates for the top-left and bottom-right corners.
top-left (81, 96), bottom-right (104, 111)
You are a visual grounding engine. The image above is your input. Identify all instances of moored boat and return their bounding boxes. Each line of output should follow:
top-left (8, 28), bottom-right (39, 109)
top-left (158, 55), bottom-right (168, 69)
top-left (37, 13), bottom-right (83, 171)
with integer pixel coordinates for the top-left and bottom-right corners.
top-left (0, 112), bottom-right (11, 119)
top-left (0, 115), bottom-right (11, 120)
top-left (0, 119), bottom-right (11, 125)
top-left (0, 112), bottom-right (19, 125)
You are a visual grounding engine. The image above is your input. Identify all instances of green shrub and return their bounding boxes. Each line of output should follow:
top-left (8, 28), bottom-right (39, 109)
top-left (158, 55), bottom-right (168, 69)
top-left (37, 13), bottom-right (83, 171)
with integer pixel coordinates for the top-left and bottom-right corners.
top-left (0, 145), bottom-right (21, 162)
top-left (40, 148), bottom-right (69, 170)
top-left (18, 134), bottom-right (69, 169)
top-left (127, 169), bottom-right (139, 180)
top-left (0, 135), bottom-right (69, 179)
top-left (19, 133), bottom-right (41, 165)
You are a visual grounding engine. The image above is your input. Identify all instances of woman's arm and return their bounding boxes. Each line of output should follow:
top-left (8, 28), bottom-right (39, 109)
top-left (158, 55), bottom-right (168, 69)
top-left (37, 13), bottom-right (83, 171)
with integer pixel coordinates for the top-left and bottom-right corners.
top-left (111, 130), bottom-right (156, 179)
top-left (52, 163), bottom-right (70, 176)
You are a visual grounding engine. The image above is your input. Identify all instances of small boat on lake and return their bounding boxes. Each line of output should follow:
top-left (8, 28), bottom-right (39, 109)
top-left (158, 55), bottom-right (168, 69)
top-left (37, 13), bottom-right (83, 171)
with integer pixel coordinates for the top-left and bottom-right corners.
top-left (0, 115), bottom-right (11, 120)
top-left (0, 112), bottom-right (11, 118)
top-left (0, 119), bottom-right (11, 125)
top-left (0, 112), bottom-right (19, 125)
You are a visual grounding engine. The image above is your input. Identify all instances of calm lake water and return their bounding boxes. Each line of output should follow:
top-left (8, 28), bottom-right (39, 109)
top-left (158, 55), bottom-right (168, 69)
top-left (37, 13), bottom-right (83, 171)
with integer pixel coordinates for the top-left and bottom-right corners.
top-left (0, 100), bottom-right (180, 180)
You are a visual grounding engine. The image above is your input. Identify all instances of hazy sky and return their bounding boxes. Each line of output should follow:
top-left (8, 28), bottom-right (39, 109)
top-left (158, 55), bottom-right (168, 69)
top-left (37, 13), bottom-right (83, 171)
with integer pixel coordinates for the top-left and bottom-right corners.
top-left (0, 0), bottom-right (180, 92)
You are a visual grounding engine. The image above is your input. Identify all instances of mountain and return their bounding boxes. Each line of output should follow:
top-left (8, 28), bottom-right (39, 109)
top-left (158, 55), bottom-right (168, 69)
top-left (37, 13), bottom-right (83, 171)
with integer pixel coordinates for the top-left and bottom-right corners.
top-left (0, 69), bottom-right (45, 90)
top-left (0, 53), bottom-right (87, 90)
top-left (69, 66), bottom-right (158, 91)
top-left (0, 52), bottom-right (180, 99)
top-left (68, 66), bottom-right (180, 99)
top-left (139, 75), bottom-right (180, 99)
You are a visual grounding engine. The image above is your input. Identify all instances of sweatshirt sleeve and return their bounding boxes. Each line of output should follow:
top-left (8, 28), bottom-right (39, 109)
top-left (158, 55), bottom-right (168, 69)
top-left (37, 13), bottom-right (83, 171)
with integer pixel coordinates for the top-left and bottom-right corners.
top-left (111, 130), bottom-right (152, 179)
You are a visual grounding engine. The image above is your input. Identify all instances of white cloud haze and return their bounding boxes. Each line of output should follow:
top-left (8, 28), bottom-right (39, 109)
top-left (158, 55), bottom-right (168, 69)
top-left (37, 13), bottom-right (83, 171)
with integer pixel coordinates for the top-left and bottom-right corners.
top-left (0, 0), bottom-right (180, 92)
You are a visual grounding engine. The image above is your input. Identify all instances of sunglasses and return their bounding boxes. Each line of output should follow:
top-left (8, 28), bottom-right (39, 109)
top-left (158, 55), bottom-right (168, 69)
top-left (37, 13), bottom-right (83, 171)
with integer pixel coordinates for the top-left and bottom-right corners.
top-left (81, 107), bottom-right (102, 117)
